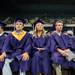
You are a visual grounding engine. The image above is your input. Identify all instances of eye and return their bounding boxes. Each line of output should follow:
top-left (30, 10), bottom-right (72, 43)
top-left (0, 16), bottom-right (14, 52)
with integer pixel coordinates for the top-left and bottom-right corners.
top-left (16, 24), bottom-right (18, 25)
top-left (20, 24), bottom-right (22, 25)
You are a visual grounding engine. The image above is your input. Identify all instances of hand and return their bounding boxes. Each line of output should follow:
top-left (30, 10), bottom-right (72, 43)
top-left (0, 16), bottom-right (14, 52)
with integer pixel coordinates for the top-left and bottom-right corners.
top-left (22, 52), bottom-right (29, 61)
top-left (37, 48), bottom-right (45, 51)
top-left (0, 52), bottom-right (6, 61)
top-left (0, 55), bottom-right (5, 61)
top-left (57, 48), bottom-right (68, 57)
top-left (37, 48), bottom-right (41, 51)
top-left (40, 48), bottom-right (45, 50)
top-left (64, 49), bottom-right (71, 57)
top-left (60, 50), bottom-right (68, 57)
top-left (37, 48), bottom-right (42, 51)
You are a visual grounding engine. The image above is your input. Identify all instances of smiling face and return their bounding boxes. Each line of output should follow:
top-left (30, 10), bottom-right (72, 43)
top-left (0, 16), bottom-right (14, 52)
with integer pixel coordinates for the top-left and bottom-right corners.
top-left (35, 23), bottom-right (44, 31)
top-left (55, 22), bottom-right (63, 32)
top-left (15, 21), bottom-right (24, 31)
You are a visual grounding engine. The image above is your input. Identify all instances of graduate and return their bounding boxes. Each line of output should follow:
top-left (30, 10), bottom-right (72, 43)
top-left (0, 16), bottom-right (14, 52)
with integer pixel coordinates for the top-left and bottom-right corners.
top-left (0, 18), bottom-right (31, 75)
top-left (66, 30), bottom-right (75, 68)
top-left (0, 21), bottom-right (7, 72)
top-left (31, 19), bottom-right (51, 75)
top-left (50, 20), bottom-right (71, 75)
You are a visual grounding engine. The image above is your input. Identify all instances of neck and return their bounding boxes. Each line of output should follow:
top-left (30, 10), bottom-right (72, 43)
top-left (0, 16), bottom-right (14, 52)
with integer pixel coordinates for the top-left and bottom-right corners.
top-left (56, 30), bottom-right (62, 33)
top-left (16, 30), bottom-right (22, 33)
top-left (37, 31), bottom-right (43, 37)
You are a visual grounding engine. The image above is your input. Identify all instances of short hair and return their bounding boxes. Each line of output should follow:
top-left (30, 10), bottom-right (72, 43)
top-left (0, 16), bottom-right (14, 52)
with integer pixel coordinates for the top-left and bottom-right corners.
top-left (53, 19), bottom-right (64, 27)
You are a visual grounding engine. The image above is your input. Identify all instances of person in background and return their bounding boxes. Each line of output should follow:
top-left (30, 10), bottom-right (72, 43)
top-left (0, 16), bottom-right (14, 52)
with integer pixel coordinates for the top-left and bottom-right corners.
top-left (0, 21), bottom-right (7, 75)
top-left (66, 30), bottom-right (75, 75)
top-left (66, 30), bottom-right (74, 36)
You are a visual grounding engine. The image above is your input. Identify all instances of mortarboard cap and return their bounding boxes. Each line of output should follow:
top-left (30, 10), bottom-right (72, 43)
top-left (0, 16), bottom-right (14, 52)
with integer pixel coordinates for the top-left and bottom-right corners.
top-left (15, 18), bottom-right (26, 24)
top-left (33, 19), bottom-right (45, 28)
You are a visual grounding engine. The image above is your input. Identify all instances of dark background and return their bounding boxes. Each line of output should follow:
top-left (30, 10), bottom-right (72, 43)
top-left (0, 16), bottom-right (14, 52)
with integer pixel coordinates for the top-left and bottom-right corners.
top-left (0, 0), bottom-right (75, 18)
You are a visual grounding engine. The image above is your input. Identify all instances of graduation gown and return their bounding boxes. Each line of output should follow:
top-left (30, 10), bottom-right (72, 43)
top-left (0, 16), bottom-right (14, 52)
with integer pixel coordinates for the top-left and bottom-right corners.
top-left (31, 35), bottom-right (51, 75)
top-left (67, 35), bottom-right (75, 69)
top-left (0, 33), bottom-right (7, 69)
top-left (2, 31), bottom-right (31, 72)
top-left (50, 31), bottom-right (70, 68)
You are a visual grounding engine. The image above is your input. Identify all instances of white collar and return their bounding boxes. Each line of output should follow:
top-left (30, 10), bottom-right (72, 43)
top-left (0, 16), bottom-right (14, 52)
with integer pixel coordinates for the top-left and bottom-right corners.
top-left (55, 31), bottom-right (61, 36)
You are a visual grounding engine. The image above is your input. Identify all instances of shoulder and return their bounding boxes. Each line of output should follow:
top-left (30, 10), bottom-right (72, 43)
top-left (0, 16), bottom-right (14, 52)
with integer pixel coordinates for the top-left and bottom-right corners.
top-left (50, 31), bottom-right (56, 38)
top-left (6, 32), bottom-right (12, 38)
top-left (23, 32), bottom-right (33, 40)
top-left (26, 32), bottom-right (32, 37)
top-left (62, 33), bottom-right (69, 38)
top-left (3, 32), bottom-right (8, 37)
top-left (51, 31), bottom-right (57, 36)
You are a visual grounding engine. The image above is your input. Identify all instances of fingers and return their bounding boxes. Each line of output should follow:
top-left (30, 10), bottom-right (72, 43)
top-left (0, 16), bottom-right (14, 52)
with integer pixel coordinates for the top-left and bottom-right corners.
top-left (22, 55), bottom-right (29, 61)
top-left (0, 55), bottom-right (5, 61)
top-left (37, 48), bottom-right (41, 51)
top-left (22, 53), bottom-right (29, 61)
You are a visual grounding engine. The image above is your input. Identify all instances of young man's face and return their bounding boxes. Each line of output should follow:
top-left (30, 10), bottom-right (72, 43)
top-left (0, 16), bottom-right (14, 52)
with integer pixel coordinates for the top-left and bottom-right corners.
top-left (55, 22), bottom-right (63, 32)
top-left (35, 23), bottom-right (44, 31)
top-left (15, 21), bottom-right (24, 31)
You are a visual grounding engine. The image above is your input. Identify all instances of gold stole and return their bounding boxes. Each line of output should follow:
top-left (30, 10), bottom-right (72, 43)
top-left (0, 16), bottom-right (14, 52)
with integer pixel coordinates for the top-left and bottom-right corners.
top-left (12, 31), bottom-right (27, 41)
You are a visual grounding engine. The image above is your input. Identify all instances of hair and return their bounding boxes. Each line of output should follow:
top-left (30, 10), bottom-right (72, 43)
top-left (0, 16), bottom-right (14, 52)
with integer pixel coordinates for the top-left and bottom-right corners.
top-left (33, 25), bottom-right (46, 38)
top-left (53, 20), bottom-right (64, 27)
top-left (53, 19), bottom-right (64, 30)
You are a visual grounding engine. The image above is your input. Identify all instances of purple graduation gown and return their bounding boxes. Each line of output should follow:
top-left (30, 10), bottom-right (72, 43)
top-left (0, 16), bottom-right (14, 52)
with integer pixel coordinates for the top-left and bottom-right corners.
top-left (31, 35), bottom-right (51, 75)
top-left (67, 35), bottom-right (75, 69)
top-left (50, 32), bottom-right (70, 68)
top-left (2, 31), bottom-right (31, 72)
top-left (0, 33), bottom-right (7, 69)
